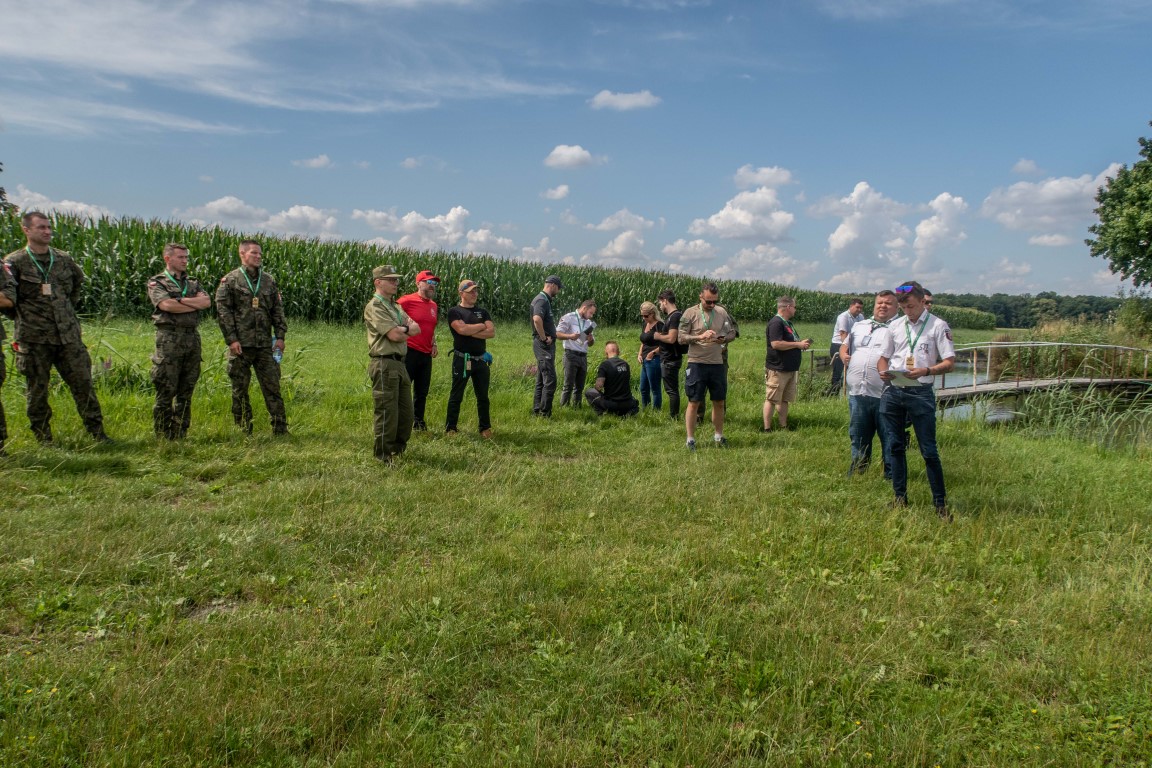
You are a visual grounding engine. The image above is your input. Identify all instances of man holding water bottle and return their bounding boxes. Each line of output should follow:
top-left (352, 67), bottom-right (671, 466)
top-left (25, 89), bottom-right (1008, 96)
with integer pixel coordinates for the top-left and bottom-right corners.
top-left (216, 239), bottom-right (289, 435)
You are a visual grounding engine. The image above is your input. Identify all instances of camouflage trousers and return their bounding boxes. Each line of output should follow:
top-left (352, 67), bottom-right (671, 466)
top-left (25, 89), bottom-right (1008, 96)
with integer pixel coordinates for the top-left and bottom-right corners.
top-left (227, 345), bottom-right (287, 434)
top-left (152, 328), bottom-right (202, 439)
top-left (369, 356), bottom-right (412, 458)
top-left (14, 341), bottom-right (105, 441)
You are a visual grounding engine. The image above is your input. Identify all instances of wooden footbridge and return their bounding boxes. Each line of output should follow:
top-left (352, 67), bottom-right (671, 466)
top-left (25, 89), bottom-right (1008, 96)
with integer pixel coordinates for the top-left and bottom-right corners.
top-left (934, 342), bottom-right (1152, 407)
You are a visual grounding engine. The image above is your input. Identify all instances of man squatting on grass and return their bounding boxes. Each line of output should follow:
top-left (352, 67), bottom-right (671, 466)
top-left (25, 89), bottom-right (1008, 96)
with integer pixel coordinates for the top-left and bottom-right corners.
top-left (555, 299), bottom-right (597, 408)
top-left (840, 290), bottom-right (898, 477)
top-left (879, 280), bottom-right (956, 521)
top-left (445, 279), bottom-right (495, 437)
top-left (365, 265), bottom-right (421, 462)
top-left (5, 211), bottom-right (110, 445)
top-left (215, 239), bottom-right (288, 435)
top-left (763, 296), bottom-right (812, 432)
top-left (530, 275), bottom-right (564, 418)
top-left (147, 243), bottom-right (211, 440)
top-left (397, 269), bottom-right (440, 431)
top-left (678, 282), bottom-right (736, 450)
top-left (584, 340), bottom-right (639, 416)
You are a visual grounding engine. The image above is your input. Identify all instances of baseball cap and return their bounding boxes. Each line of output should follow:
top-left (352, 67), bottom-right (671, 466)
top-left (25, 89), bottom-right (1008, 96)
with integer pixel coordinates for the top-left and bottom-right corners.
top-left (458, 279), bottom-right (479, 293)
top-left (416, 269), bottom-right (440, 283)
top-left (544, 275), bottom-right (564, 289)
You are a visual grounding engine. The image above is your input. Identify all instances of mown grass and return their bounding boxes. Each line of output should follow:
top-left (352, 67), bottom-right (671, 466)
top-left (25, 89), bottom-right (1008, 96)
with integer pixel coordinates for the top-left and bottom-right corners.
top-left (1, 320), bottom-right (1149, 766)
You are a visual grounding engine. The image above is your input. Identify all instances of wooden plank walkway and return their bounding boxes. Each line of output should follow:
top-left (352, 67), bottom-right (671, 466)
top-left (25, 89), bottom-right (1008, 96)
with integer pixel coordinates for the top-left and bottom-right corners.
top-left (935, 377), bottom-right (1152, 406)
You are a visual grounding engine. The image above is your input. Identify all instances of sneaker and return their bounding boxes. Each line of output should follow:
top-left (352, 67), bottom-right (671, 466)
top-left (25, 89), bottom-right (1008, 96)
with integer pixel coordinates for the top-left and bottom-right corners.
top-left (887, 497), bottom-right (908, 510)
top-left (686, 439), bottom-right (697, 452)
top-left (936, 504), bottom-right (953, 523)
top-left (713, 436), bottom-right (728, 447)
top-left (413, 419), bottom-right (427, 432)
top-left (480, 429), bottom-right (493, 439)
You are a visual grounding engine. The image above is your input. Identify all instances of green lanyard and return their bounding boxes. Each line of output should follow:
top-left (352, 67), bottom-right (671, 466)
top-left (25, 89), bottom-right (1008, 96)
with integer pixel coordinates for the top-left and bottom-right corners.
top-left (577, 314), bottom-right (586, 334)
top-left (165, 270), bottom-right (189, 297)
top-left (775, 314), bottom-right (796, 339)
top-left (701, 303), bottom-right (715, 330)
top-left (375, 294), bottom-right (404, 324)
top-left (869, 316), bottom-right (888, 331)
top-left (26, 247), bottom-right (54, 282)
top-left (242, 268), bottom-right (262, 297)
top-left (904, 312), bottom-right (930, 357)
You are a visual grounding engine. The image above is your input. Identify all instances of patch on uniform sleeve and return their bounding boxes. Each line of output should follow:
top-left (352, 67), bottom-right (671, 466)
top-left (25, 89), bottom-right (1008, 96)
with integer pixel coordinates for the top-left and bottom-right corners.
top-left (148, 280), bottom-right (159, 287)
top-left (2, 262), bottom-right (11, 275)
top-left (945, 329), bottom-right (953, 341)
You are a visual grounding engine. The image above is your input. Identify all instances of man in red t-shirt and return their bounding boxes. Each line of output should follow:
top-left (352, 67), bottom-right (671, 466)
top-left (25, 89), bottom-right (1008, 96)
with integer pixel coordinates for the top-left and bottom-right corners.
top-left (397, 270), bottom-right (440, 430)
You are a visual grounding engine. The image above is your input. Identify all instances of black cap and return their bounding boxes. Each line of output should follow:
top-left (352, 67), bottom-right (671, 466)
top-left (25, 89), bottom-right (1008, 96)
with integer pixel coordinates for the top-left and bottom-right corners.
top-left (545, 275), bottom-right (564, 289)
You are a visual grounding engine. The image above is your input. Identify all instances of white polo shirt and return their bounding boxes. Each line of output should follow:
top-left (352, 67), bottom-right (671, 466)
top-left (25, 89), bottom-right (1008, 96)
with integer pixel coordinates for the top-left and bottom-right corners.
top-left (845, 319), bottom-right (894, 398)
top-left (831, 309), bottom-right (865, 345)
top-left (882, 312), bottom-right (956, 385)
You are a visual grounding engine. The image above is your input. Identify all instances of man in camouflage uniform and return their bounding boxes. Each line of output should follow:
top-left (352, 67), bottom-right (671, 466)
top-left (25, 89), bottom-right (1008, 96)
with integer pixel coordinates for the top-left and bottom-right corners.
top-left (147, 243), bottom-right (211, 439)
top-left (0, 255), bottom-right (16, 453)
top-left (3, 211), bottom-right (110, 444)
top-left (215, 239), bottom-right (288, 435)
top-left (365, 265), bottom-right (420, 462)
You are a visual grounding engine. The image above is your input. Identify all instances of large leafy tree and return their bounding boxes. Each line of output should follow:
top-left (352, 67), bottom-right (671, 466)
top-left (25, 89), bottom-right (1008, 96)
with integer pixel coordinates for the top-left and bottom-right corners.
top-left (1087, 123), bottom-right (1152, 286)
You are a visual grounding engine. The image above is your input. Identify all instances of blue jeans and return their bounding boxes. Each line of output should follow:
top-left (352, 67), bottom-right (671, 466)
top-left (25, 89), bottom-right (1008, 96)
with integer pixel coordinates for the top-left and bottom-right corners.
top-left (848, 394), bottom-right (890, 476)
top-left (640, 358), bottom-right (662, 408)
top-left (880, 384), bottom-right (946, 506)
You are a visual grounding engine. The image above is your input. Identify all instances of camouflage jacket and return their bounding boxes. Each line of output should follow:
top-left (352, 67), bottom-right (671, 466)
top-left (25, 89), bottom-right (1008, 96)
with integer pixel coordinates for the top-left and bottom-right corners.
top-left (3, 246), bottom-right (86, 346)
top-left (215, 267), bottom-right (287, 348)
top-left (148, 271), bottom-right (207, 330)
top-left (0, 259), bottom-right (17, 343)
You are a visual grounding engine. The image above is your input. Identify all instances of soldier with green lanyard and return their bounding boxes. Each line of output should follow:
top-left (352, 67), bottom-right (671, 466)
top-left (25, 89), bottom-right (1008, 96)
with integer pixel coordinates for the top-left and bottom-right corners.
top-left (365, 265), bottom-right (421, 462)
top-left (147, 243), bottom-right (211, 439)
top-left (215, 239), bottom-right (289, 435)
top-left (4, 211), bottom-right (110, 444)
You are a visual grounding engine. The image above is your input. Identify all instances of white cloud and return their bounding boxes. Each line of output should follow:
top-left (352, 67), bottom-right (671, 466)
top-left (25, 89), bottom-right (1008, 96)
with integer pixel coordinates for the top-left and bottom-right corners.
top-left (1012, 158), bottom-right (1041, 176)
top-left (352, 205), bottom-right (470, 250)
top-left (466, 228), bottom-right (516, 255)
top-left (980, 164), bottom-right (1121, 239)
top-left (521, 237), bottom-right (561, 263)
top-left (544, 144), bottom-right (604, 169)
top-left (589, 208), bottom-right (654, 232)
top-left (733, 164), bottom-right (793, 190)
top-left (542, 185), bottom-right (570, 200)
top-left (662, 238), bottom-right (716, 264)
top-left (912, 192), bottom-right (968, 266)
top-left (292, 154), bottom-right (333, 169)
top-left (354, 160), bottom-right (371, 170)
top-left (175, 195), bottom-right (339, 238)
top-left (1029, 234), bottom-right (1072, 247)
top-left (811, 181), bottom-right (911, 267)
top-left (978, 257), bottom-right (1034, 293)
top-left (400, 157), bottom-right (422, 169)
top-left (198, 175), bottom-right (214, 183)
top-left (689, 187), bottom-right (795, 241)
top-left (0, 91), bottom-right (255, 136)
top-left (11, 185), bottom-right (113, 219)
top-left (559, 209), bottom-right (582, 226)
top-left (588, 89), bottom-right (662, 111)
top-left (713, 244), bottom-right (817, 285)
top-left (584, 230), bottom-right (649, 268)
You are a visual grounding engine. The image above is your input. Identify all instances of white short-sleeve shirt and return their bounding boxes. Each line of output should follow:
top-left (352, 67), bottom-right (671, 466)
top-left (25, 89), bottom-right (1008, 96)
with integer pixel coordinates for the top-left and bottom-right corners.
top-left (882, 312), bottom-right (956, 384)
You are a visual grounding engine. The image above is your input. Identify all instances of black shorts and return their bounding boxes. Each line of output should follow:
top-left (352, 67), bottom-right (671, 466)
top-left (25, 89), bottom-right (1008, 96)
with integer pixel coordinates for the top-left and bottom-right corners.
top-left (684, 362), bottom-right (727, 403)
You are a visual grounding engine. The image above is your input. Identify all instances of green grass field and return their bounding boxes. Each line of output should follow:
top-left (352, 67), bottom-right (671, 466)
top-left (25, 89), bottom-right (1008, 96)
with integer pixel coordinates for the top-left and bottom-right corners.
top-left (1, 319), bottom-right (1149, 766)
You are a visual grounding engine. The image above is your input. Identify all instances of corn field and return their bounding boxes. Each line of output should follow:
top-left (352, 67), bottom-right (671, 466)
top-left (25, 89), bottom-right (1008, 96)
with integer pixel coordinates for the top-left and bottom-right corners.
top-left (2, 212), bottom-right (996, 328)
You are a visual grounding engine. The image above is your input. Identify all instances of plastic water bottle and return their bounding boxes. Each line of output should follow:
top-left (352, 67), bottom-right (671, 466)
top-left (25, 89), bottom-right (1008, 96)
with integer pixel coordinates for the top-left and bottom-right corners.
top-left (272, 335), bottom-right (282, 364)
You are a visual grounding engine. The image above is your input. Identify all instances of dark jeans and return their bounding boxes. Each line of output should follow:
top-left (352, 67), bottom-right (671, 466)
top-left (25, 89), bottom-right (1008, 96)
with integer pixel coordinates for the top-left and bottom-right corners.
top-left (404, 348), bottom-right (433, 424)
top-left (585, 387), bottom-right (639, 416)
top-left (848, 394), bottom-right (890, 477)
top-left (827, 342), bottom-right (845, 396)
top-left (880, 384), bottom-right (946, 506)
top-left (660, 357), bottom-right (682, 418)
top-left (445, 354), bottom-right (491, 432)
top-left (560, 349), bottom-right (588, 407)
top-left (532, 337), bottom-right (557, 416)
top-left (640, 358), bottom-right (662, 408)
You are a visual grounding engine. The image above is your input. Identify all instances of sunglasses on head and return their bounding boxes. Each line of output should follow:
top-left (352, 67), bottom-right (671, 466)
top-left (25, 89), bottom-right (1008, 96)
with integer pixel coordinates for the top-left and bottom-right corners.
top-left (895, 284), bottom-right (916, 294)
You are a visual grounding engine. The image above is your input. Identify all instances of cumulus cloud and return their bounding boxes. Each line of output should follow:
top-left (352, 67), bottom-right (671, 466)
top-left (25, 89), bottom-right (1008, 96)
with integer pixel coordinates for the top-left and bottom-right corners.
top-left (1012, 158), bottom-right (1041, 176)
top-left (588, 89), bottom-right (661, 110)
top-left (11, 185), bottom-right (114, 219)
top-left (811, 181), bottom-right (912, 267)
top-left (522, 237), bottom-right (561, 263)
top-left (583, 230), bottom-right (649, 268)
top-left (292, 154), bottom-right (333, 169)
top-left (466, 228), bottom-right (516, 255)
top-left (733, 165), bottom-right (793, 190)
top-left (980, 164), bottom-right (1121, 242)
top-left (662, 238), bottom-right (717, 265)
top-left (352, 205), bottom-right (470, 250)
top-left (912, 192), bottom-right (968, 267)
top-left (689, 187), bottom-right (795, 241)
top-left (589, 208), bottom-right (654, 232)
top-left (542, 185), bottom-right (570, 200)
top-left (175, 195), bottom-right (339, 238)
top-left (544, 144), bottom-right (604, 169)
top-left (713, 244), bottom-right (817, 284)
top-left (977, 257), bottom-right (1034, 293)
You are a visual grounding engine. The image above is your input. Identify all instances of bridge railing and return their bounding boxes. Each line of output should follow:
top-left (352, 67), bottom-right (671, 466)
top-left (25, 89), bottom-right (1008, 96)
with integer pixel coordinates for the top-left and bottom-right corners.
top-left (945, 341), bottom-right (1152, 390)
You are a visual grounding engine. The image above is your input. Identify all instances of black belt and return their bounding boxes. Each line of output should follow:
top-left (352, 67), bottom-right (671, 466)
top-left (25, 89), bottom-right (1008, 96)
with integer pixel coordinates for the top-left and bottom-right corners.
top-left (565, 350), bottom-right (587, 356)
top-left (374, 353), bottom-right (405, 362)
top-left (454, 351), bottom-right (488, 362)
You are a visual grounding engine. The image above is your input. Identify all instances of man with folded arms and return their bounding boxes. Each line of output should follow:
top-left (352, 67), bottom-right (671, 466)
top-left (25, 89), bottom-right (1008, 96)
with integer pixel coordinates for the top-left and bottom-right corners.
top-left (397, 269), bottom-right (440, 431)
top-left (445, 279), bottom-right (495, 437)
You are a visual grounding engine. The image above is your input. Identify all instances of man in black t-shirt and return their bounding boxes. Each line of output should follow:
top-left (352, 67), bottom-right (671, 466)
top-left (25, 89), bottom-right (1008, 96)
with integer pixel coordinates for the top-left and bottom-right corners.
top-left (763, 295), bottom-right (811, 431)
top-left (653, 289), bottom-right (686, 418)
top-left (585, 340), bottom-right (639, 416)
top-left (445, 279), bottom-right (496, 436)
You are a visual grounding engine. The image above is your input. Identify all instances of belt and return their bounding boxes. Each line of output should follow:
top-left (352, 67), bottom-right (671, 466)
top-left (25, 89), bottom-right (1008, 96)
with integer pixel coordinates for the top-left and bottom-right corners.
top-left (454, 350), bottom-right (488, 362)
top-left (373, 353), bottom-right (405, 362)
top-left (565, 349), bottom-right (587, 356)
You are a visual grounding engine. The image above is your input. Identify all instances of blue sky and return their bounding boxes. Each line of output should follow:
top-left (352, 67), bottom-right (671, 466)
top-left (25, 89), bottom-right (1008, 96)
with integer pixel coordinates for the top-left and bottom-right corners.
top-left (2, 0), bottom-right (1150, 295)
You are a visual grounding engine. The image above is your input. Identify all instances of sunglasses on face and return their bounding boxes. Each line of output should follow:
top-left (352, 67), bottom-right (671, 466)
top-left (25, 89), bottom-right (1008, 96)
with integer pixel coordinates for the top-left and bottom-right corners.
top-left (702, 299), bottom-right (718, 306)
top-left (424, 279), bottom-right (439, 286)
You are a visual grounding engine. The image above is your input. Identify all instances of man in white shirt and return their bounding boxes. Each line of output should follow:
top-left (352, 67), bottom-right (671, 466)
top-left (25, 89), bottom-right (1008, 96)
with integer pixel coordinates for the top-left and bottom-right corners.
top-left (840, 290), bottom-right (897, 478)
top-left (879, 280), bottom-right (956, 520)
top-left (827, 298), bottom-right (865, 396)
top-left (555, 299), bottom-right (597, 408)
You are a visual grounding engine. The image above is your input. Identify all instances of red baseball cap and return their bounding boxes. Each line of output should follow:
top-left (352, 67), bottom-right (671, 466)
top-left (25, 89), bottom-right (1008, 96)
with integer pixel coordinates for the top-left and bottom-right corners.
top-left (416, 270), bottom-right (440, 283)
